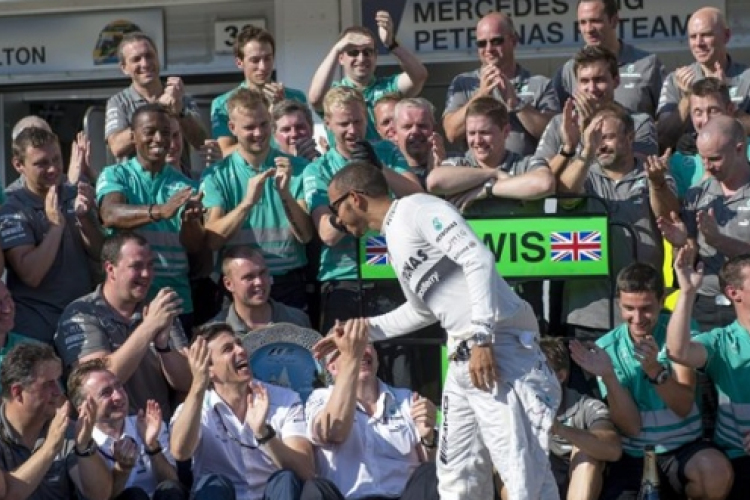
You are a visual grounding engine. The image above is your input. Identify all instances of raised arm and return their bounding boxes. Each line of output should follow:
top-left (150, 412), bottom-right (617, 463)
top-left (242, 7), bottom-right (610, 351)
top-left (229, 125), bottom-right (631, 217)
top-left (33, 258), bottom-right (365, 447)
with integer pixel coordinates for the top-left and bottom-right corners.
top-left (375, 12), bottom-right (427, 97)
top-left (170, 337), bottom-right (210, 461)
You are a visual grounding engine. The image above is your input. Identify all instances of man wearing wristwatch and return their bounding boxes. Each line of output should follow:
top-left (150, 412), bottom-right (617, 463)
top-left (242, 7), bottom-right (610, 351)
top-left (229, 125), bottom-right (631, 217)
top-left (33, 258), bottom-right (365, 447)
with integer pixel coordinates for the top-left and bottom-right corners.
top-left (569, 262), bottom-right (732, 500)
top-left (443, 11), bottom-right (558, 156)
top-left (55, 232), bottom-right (191, 420)
top-left (308, 12), bottom-right (428, 144)
top-left (170, 322), bottom-right (342, 500)
top-left (67, 358), bottom-right (186, 500)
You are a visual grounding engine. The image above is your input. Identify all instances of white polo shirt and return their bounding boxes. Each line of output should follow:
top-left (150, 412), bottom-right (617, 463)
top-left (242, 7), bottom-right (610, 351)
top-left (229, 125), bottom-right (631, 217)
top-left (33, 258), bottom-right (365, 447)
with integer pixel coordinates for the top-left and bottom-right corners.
top-left (92, 415), bottom-right (175, 495)
top-left (305, 380), bottom-right (421, 499)
top-left (171, 382), bottom-right (306, 500)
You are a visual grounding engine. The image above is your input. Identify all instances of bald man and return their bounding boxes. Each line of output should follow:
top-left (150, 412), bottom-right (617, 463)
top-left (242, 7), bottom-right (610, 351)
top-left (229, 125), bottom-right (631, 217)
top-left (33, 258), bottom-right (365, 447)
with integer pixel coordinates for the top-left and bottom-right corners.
top-left (443, 12), bottom-right (557, 156)
top-left (659, 116), bottom-right (750, 331)
top-left (657, 7), bottom-right (750, 151)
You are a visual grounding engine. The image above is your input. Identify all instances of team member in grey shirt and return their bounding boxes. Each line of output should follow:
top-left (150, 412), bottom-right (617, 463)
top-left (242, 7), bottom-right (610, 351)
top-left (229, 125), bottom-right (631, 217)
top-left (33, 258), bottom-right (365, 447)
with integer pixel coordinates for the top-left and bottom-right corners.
top-left (105, 32), bottom-right (206, 174)
top-left (535, 46), bottom-right (658, 176)
top-left (549, 0), bottom-right (664, 118)
top-left (656, 7), bottom-right (750, 152)
top-left (55, 232), bottom-right (191, 419)
top-left (0, 128), bottom-right (102, 345)
top-left (659, 116), bottom-right (750, 331)
top-left (394, 97), bottom-right (446, 188)
top-left (443, 11), bottom-right (557, 156)
top-left (556, 103), bottom-right (678, 337)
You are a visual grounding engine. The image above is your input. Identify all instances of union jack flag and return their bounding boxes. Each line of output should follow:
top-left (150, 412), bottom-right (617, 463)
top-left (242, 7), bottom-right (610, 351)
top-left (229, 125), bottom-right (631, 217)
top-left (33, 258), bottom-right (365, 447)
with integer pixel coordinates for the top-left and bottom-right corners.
top-left (365, 236), bottom-right (389, 265)
top-left (550, 231), bottom-right (602, 262)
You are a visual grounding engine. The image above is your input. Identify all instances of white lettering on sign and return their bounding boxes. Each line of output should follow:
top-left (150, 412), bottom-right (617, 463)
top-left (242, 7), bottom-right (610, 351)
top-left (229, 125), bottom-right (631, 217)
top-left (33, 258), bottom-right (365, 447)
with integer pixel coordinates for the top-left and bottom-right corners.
top-left (214, 19), bottom-right (266, 55)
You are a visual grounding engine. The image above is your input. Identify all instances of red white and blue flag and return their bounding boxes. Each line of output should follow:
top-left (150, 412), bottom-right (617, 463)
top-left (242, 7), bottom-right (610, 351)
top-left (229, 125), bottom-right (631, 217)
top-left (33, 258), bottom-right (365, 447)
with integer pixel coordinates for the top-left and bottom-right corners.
top-left (365, 236), bottom-right (389, 265)
top-left (550, 231), bottom-right (602, 262)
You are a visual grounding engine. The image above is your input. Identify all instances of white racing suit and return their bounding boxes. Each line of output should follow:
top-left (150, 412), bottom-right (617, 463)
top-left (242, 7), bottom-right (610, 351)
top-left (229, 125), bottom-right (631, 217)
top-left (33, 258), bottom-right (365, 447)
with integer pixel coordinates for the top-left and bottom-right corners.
top-left (368, 193), bottom-right (561, 500)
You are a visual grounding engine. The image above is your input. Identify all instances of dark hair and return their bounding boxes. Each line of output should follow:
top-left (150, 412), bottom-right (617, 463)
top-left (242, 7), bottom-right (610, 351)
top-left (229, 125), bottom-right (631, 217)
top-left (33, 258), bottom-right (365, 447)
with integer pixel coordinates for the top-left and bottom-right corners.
top-left (466, 96), bottom-right (509, 129)
top-left (331, 160), bottom-right (390, 198)
top-left (221, 246), bottom-right (265, 275)
top-left (577, 0), bottom-right (619, 18)
top-left (192, 322), bottom-right (237, 346)
top-left (272, 99), bottom-right (314, 129)
top-left (573, 45), bottom-right (619, 80)
top-left (586, 102), bottom-right (635, 135)
top-left (12, 127), bottom-right (60, 163)
top-left (117, 32), bottom-right (157, 64)
top-left (1, 343), bottom-right (59, 400)
top-left (616, 262), bottom-right (664, 299)
top-left (101, 232), bottom-right (149, 267)
top-left (689, 77), bottom-right (732, 107)
top-left (67, 358), bottom-right (110, 409)
top-left (540, 337), bottom-right (570, 373)
top-left (234, 25), bottom-right (276, 59)
top-left (720, 254), bottom-right (750, 293)
top-left (132, 103), bottom-right (171, 131)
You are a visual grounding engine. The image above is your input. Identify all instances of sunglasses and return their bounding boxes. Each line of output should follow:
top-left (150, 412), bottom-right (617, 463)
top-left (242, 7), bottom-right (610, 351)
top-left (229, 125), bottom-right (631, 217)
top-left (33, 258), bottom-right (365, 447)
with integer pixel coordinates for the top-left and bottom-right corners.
top-left (476, 36), bottom-right (505, 49)
top-left (329, 190), bottom-right (366, 216)
top-left (345, 48), bottom-right (375, 58)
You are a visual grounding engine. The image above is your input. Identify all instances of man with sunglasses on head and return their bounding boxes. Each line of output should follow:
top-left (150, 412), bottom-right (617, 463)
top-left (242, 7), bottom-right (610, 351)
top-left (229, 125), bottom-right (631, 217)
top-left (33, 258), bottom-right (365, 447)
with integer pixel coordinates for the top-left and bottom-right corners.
top-left (443, 11), bottom-right (558, 156)
top-left (308, 11), bottom-right (428, 143)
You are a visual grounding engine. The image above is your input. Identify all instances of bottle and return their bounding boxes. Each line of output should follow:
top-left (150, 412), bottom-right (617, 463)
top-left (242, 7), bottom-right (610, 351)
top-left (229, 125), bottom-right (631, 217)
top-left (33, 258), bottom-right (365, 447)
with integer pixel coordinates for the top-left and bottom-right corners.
top-left (637, 445), bottom-right (660, 499)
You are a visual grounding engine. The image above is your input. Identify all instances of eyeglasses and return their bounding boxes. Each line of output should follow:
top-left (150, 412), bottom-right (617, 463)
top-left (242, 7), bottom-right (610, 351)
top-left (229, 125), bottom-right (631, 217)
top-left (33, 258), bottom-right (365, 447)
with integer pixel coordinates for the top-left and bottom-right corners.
top-left (213, 406), bottom-right (258, 449)
top-left (345, 48), bottom-right (375, 58)
top-left (476, 36), bottom-right (505, 49)
top-left (328, 190), bottom-right (366, 216)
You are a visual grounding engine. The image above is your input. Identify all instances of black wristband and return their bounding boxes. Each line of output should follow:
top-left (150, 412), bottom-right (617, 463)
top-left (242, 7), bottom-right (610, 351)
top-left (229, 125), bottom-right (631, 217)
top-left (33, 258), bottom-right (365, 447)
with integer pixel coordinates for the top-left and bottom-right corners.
top-left (144, 443), bottom-right (163, 456)
top-left (387, 39), bottom-right (399, 52)
top-left (75, 440), bottom-right (97, 457)
top-left (256, 424), bottom-right (276, 445)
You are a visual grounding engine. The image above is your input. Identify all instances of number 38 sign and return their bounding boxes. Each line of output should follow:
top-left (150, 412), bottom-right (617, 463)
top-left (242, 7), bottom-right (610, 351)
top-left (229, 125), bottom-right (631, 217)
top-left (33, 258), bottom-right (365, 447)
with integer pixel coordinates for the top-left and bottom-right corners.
top-left (214, 18), bottom-right (266, 55)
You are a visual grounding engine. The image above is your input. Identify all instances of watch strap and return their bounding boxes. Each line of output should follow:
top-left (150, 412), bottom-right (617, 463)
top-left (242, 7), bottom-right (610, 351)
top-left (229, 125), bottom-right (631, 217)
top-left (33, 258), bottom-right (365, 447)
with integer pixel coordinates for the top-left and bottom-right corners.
top-left (256, 424), bottom-right (276, 445)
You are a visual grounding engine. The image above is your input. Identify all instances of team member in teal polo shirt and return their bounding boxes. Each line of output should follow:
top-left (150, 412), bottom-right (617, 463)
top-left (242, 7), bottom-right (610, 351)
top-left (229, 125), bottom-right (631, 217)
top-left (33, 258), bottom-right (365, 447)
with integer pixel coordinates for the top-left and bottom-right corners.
top-left (212, 25), bottom-right (308, 157)
top-left (97, 104), bottom-right (205, 333)
top-left (203, 88), bottom-right (313, 310)
top-left (303, 86), bottom-right (421, 333)
top-left (669, 247), bottom-right (750, 500)
top-left (572, 262), bottom-right (732, 500)
top-left (308, 11), bottom-right (428, 143)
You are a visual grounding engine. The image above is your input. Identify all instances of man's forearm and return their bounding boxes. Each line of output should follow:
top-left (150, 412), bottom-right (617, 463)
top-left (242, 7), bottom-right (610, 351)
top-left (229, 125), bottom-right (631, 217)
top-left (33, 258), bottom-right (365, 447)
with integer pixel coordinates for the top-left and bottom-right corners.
top-left (159, 350), bottom-right (192, 393)
top-left (259, 438), bottom-right (314, 480)
top-left (10, 225), bottom-right (65, 288)
top-left (204, 204), bottom-right (253, 250)
top-left (308, 47), bottom-right (340, 109)
top-left (75, 453), bottom-right (113, 500)
top-left (601, 374), bottom-right (642, 437)
top-left (648, 182), bottom-right (679, 219)
top-left (557, 156), bottom-right (591, 195)
top-left (170, 385), bottom-right (206, 460)
top-left (656, 103), bottom-right (689, 151)
top-left (313, 358), bottom-right (359, 444)
top-left (514, 107), bottom-right (553, 140)
top-left (393, 46), bottom-right (428, 96)
top-left (442, 108), bottom-right (468, 144)
top-left (280, 192), bottom-right (313, 243)
top-left (5, 444), bottom-right (57, 500)
top-left (179, 219), bottom-right (205, 253)
top-left (106, 323), bottom-right (159, 383)
top-left (149, 450), bottom-right (178, 483)
top-left (76, 214), bottom-right (104, 259)
top-left (709, 233), bottom-right (750, 258)
top-left (108, 130), bottom-right (135, 159)
top-left (383, 168), bottom-right (423, 197)
top-left (100, 203), bottom-right (157, 229)
top-left (554, 426), bottom-right (620, 462)
top-left (425, 166), bottom-right (494, 195)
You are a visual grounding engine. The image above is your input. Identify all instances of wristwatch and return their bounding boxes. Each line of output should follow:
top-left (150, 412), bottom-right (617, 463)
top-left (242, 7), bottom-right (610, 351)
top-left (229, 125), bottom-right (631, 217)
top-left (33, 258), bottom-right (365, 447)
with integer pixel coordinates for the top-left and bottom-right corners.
top-left (558, 145), bottom-right (576, 158)
top-left (647, 365), bottom-right (671, 385)
top-left (75, 440), bottom-right (97, 457)
top-left (256, 424), bottom-right (277, 446)
top-left (484, 178), bottom-right (496, 198)
top-left (420, 428), bottom-right (438, 448)
top-left (144, 443), bottom-right (163, 456)
top-left (467, 332), bottom-right (493, 349)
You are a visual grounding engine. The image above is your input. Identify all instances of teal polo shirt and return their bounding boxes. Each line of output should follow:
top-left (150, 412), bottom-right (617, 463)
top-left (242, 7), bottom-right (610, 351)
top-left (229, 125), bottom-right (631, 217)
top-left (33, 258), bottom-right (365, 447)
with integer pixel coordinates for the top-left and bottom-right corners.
top-left (596, 313), bottom-right (702, 456)
top-left (211, 81), bottom-right (308, 140)
top-left (330, 75), bottom-right (401, 143)
top-left (694, 321), bottom-right (750, 458)
top-left (670, 142), bottom-right (750, 198)
top-left (200, 148), bottom-right (308, 274)
top-left (303, 142), bottom-right (408, 281)
top-left (96, 158), bottom-right (196, 313)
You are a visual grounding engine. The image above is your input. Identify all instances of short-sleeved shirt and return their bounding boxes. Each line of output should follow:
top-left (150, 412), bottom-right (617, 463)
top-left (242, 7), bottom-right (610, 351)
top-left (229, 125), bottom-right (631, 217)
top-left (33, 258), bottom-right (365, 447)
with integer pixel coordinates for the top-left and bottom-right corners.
top-left (550, 42), bottom-right (665, 117)
top-left (306, 380), bottom-right (421, 498)
top-left (303, 143), bottom-right (409, 281)
top-left (532, 112), bottom-right (657, 167)
top-left (443, 65), bottom-right (557, 155)
top-left (561, 162), bottom-right (675, 331)
top-left (171, 384), bottom-right (306, 500)
top-left (96, 158), bottom-right (196, 313)
top-left (657, 56), bottom-right (750, 119)
top-left (0, 403), bottom-right (79, 500)
top-left (549, 387), bottom-right (611, 459)
top-left (331, 75), bottom-right (401, 143)
top-left (669, 142), bottom-right (750, 199)
top-left (694, 320), bottom-right (750, 458)
top-left (596, 314), bottom-right (703, 456)
top-left (0, 183), bottom-right (93, 344)
top-left (92, 415), bottom-right (174, 495)
top-left (211, 82), bottom-right (308, 140)
top-left (211, 300), bottom-right (311, 334)
top-left (683, 176), bottom-right (750, 297)
top-left (54, 285), bottom-right (188, 419)
top-left (0, 333), bottom-right (36, 393)
top-left (105, 85), bottom-right (201, 170)
top-left (200, 148), bottom-right (308, 274)
top-left (442, 150), bottom-right (547, 217)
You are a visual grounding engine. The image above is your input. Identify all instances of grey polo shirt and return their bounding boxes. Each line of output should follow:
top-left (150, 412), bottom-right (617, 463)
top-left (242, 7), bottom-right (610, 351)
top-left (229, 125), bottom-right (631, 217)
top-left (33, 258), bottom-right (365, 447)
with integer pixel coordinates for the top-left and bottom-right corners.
top-left (683, 176), bottom-right (750, 297)
top-left (443, 65), bottom-right (558, 156)
top-left (549, 387), bottom-right (611, 459)
top-left (532, 112), bottom-right (658, 167)
top-left (442, 150), bottom-right (547, 217)
top-left (549, 42), bottom-right (665, 117)
top-left (0, 403), bottom-right (78, 500)
top-left (657, 56), bottom-right (750, 118)
top-left (105, 85), bottom-right (201, 172)
top-left (0, 183), bottom-right (93, 344)
top-left (54, 285), bottom-right (188, 419)
top-left (561, 162), bottom-right (676, 331)
top-left (210, 300), bottom-right (312, 335)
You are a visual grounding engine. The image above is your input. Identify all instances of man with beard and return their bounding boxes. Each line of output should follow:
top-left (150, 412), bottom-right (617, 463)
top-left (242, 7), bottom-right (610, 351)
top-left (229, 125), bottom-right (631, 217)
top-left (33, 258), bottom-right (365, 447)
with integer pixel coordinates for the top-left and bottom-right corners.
top-left (202, 88), bottom-right (314, 311)
top-left (55, 232), bottom-right (191, 419)
top-left (0, 127), bottom-right (102, 345)
top-left (97, 103), bottom-right (205, 333)
top-left (393, 98), bottom-right (446, 189)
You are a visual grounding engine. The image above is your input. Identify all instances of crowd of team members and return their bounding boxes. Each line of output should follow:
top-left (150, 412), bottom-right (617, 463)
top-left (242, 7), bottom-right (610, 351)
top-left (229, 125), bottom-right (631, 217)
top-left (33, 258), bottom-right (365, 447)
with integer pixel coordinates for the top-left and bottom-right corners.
top-left (0, 0), bottom-right (749, 498)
